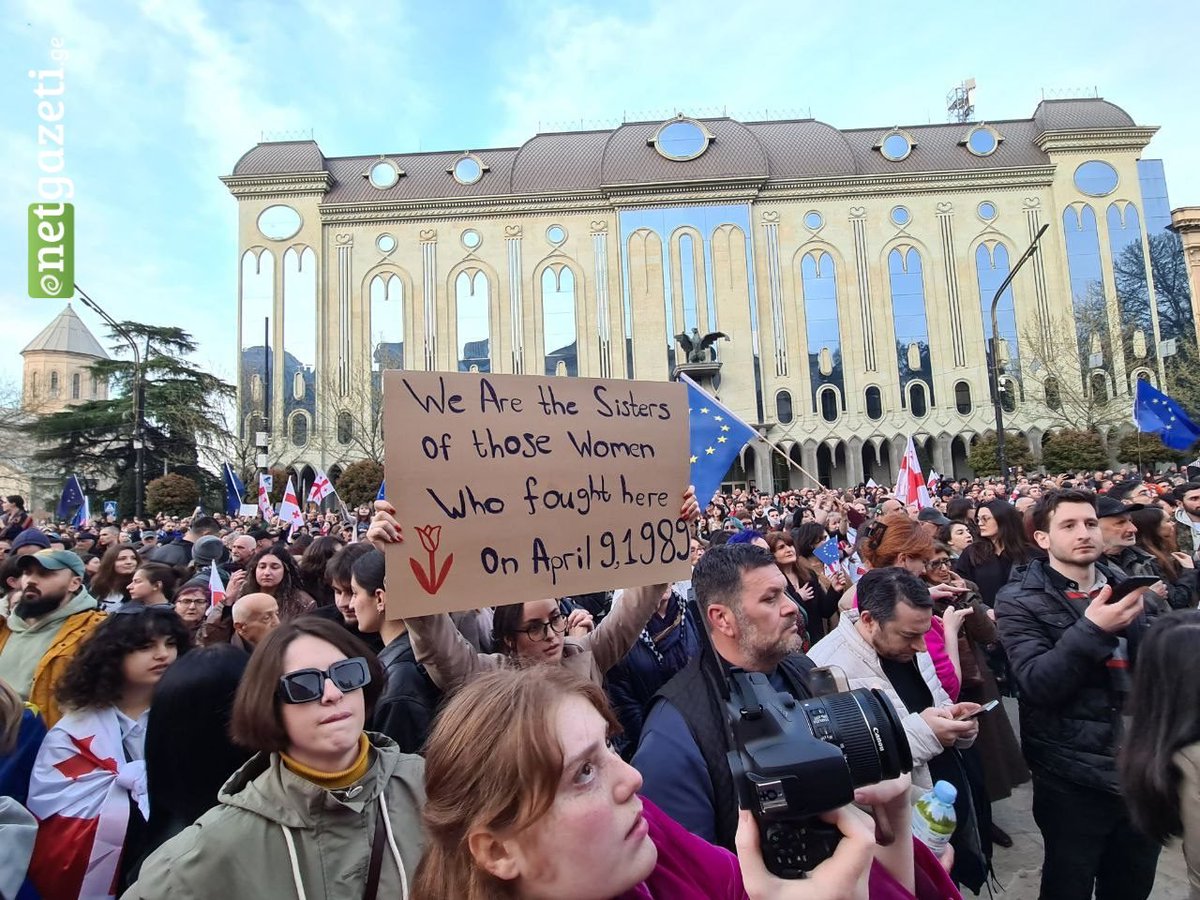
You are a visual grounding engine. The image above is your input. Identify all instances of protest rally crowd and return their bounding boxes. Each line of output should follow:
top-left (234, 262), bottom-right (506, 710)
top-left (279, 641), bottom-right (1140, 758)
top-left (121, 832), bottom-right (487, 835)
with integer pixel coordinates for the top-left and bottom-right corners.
top-left (1, 460), bottom-right (1199, 900)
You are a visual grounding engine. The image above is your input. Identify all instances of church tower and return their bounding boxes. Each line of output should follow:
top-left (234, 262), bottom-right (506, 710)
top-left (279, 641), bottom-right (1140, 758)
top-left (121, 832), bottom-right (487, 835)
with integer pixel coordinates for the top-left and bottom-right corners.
top-left (21, 304), bottom-right (109, 414)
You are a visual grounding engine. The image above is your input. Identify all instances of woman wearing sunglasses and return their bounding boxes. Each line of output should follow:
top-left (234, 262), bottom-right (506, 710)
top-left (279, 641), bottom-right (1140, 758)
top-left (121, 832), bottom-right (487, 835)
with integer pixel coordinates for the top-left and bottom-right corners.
top-left (127, 617), bottom-right (425, 900)
top-left (366, 489), bottom-right (700, 696)
top-left (26, 605), bottom-right (191, 899)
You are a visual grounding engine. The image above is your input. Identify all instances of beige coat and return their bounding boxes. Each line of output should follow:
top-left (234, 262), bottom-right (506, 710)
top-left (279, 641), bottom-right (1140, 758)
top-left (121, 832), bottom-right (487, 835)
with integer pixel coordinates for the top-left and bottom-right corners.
top-left (406, 584), bottom-right (663, 695)
top-left (1177, 742), bottom-right (1200, 899)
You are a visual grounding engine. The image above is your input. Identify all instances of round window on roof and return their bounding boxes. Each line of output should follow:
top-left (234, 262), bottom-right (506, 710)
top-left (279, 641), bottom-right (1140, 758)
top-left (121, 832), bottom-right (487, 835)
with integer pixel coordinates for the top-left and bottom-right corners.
top-left (966, 126), bottom-right (999, 156)
top-left (890, 206), bottom-right (911, 227)
top-left (368, 160), bottom-right (399, 189)
top-left (453, 156), bottom-right (483, 185)
top-left (1074, 160), bottom-right (1119, 197)
top-left (376, 234), bottom-right (396, 254)
top-left (977, 201), bottom-right (997, 222)
top-left (880, 132), bottom-right (912, 161)
top-left (803, 211), bottom-right (824, 230)
top-left (653, 118), bottom-right (709, 161)
top-left (257, 205), bottom-right (302, 241)
top-left (546, 225), bottom-right (567, 245)
top-left (461, 229), bottom-right (481, 250)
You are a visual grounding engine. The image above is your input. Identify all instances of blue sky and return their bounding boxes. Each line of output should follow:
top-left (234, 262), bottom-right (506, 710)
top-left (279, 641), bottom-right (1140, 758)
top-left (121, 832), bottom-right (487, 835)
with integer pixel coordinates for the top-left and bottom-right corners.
top-left (2, 0), bottom-right (1197, 391)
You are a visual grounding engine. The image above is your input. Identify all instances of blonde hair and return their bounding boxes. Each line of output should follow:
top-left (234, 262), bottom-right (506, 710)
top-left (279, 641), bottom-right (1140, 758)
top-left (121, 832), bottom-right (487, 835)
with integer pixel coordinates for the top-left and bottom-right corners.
top-left (0, 679), bottom-right (25, 755)
top-left (412, 667), bottom-right (620, 899)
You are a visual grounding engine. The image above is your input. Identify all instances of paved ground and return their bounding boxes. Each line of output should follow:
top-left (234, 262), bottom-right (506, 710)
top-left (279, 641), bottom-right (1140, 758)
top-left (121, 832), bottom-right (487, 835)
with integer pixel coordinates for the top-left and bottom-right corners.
top-left (976, 699), bottom-right (1190, 899)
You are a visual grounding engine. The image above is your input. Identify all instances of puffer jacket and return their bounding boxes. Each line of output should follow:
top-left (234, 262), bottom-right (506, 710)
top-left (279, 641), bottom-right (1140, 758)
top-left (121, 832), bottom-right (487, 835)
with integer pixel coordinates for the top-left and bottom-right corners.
top-left (1108, 544), bottom-right (1198, 612)
top-left (995, 558), bottom-right (1149, 794)
top-left (808, 610), bottom-right (973, 791)
top-left (125, 732), bottom-right (425, 900)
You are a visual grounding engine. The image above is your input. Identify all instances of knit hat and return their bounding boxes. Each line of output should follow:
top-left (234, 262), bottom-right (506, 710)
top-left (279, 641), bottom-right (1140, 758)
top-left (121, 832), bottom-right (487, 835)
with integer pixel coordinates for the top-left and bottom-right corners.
top-left (10, 528), bottom-right (51, 553)
top-left (192, 535), bottom-right (229, 567)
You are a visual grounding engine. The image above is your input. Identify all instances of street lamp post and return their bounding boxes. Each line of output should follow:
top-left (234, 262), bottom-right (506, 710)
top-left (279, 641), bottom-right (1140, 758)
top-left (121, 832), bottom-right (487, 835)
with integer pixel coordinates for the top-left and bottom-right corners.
top-left (75, 285), bottom-right (145, 519)
top-left (988, 223), bottom-right (1049, 484)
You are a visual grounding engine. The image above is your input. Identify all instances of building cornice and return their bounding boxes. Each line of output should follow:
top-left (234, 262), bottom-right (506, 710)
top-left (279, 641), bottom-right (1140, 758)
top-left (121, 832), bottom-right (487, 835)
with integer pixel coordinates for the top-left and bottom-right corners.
top-left (1169, 207), bottom-right (1200, 234)
top-left (760, 166), bottom-right (1056, 200)
top-left (318, 191), bottom-right (615, 224)
top-left (1033, 126), bottom-right (1158, 154)
top-left (220, 171), bottom-right (335, 198)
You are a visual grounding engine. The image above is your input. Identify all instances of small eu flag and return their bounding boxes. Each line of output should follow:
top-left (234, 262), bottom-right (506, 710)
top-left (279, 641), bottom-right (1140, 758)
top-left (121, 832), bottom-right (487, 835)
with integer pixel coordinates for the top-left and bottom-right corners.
top-left (1133, 379), bottom-right (1200, 451)
top-left (679, 373), bottom-right (758, 505)
top-left (223, 463), bottom-right (247, 516)
top-left (376, 480), bottom-right (386, 501)
top-left (813, 535), bottom-right (840, 566)
top-left (55, 474), bottom-right (85, 521)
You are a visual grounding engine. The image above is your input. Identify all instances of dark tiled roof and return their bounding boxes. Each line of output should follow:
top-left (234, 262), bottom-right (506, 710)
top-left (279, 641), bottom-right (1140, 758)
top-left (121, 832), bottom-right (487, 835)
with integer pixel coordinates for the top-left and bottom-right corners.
top-left (232, 140), bottom-right (325, 175)
top-left (227, 98), bottom-right (1142, 199)
top-left (1033, 98), bottom-right (1135, 133)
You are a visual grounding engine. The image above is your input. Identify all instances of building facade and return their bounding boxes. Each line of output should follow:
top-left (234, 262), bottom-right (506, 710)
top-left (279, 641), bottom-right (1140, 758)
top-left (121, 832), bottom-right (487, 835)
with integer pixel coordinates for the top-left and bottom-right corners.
top-left (223, 98), bottom-right (1194, 494)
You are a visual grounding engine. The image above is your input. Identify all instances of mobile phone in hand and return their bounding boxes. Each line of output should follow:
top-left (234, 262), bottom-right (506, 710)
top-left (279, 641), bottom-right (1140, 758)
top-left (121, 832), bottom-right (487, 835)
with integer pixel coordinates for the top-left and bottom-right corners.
top-left (954, 699), bottom-right (1000, 721)
top-left (1105, 575), bottom-right (1159, 604)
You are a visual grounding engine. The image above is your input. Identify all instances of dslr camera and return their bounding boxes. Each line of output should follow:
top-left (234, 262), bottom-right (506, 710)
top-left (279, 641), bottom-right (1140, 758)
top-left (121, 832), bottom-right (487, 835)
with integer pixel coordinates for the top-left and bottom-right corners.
top-left (726, 666), bottom-right (912, 878)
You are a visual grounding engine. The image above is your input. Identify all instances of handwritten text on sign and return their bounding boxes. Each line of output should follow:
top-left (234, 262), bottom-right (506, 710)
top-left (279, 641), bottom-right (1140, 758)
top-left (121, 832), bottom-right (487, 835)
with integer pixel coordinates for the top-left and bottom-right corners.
top-left (382, 371), bottom-right (691, 617)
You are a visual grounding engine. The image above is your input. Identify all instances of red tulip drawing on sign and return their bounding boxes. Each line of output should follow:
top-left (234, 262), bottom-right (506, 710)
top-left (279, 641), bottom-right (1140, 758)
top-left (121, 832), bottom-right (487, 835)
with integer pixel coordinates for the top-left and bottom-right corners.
top-left (411, 525), bottom-right (454, 595)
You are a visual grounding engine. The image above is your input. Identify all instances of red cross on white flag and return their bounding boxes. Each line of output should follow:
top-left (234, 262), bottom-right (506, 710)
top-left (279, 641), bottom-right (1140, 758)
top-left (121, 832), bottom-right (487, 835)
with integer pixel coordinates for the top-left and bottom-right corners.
top-left (279, 477), bottom-right (305, 530)
top-left (894, 436), bottom-right (932, 509)
top-left (307, 469), bottom-right (334, 505)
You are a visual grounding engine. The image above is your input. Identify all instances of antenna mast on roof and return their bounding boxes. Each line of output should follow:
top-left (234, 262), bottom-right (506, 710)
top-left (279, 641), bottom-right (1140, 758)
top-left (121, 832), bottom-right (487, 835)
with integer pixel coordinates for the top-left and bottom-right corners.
top-left (946, 78), bottom-right (976, 123)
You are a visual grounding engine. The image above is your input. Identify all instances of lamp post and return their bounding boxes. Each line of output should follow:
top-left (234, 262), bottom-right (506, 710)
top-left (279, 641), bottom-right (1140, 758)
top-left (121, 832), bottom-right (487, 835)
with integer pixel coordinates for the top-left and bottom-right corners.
top-left (74, 285), bottom-right (145, 519)
top-left (988, 223), bottom-right (1049, 483)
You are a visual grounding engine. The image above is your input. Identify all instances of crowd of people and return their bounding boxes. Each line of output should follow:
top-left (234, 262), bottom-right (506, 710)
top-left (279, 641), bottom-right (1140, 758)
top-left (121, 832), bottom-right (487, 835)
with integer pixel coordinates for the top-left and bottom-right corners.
top-left (0, 462), bottom-right (1198, 899)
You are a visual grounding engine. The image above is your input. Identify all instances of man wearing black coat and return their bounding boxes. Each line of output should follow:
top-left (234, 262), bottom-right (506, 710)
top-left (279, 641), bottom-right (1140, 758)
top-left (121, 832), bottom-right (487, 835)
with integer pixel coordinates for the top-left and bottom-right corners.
top-left (996, 488), bottom-right (1159, 900)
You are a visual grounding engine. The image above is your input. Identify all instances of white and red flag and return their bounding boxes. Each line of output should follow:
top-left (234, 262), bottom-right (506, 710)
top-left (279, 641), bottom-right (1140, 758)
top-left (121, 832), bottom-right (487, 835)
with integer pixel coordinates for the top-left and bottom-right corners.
top-left (307, 469), bottom-right (335, 506)
top-left (926, 469), bottom-right (942, 493)
top-left (208, 560), bottom-right (226, 611)
top-left (257, 472), bottom-right (273, 519)
top-left (278, 477), bottom-right (305, 530)
top-left (894, 436), bottom-right (933, 509)
top-left (26, 707), bottom-right (150, 899)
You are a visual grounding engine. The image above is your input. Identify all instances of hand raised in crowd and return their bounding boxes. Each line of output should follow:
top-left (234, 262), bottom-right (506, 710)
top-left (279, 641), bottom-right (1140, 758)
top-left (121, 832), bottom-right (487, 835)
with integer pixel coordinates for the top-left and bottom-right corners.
top-left (1083, 584), bottom-right (1146, 634)
top-left (735, 807), bottom-right (873, 900)
top-left (1171, 551), bottom-right (1195, 570)
top-left (565, 607), bottom-right (594, 636)
top-left (927, 583), bottom-right (968, 605)
top-left (919, 704), bottom-right (979, 747)
top-left (224, 568), bottom-right (246, 604)
top-left (940, 603), bottom-right (974, 638)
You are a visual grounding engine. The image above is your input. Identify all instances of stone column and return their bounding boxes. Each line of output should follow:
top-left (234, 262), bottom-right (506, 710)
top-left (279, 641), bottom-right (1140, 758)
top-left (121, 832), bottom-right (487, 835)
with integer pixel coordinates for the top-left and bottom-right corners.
top-left (801, 441), bottom-right (821, 489)
top-left (1170, 208), bottom-right (1200, 346)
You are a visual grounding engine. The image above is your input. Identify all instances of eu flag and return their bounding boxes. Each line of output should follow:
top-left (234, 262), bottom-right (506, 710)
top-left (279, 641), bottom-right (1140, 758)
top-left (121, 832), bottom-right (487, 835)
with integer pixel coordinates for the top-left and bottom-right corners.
top-left (1133, 379), bottom-right (1200, 451)
top-left (680, 373), bottom-right (758, 505)
top-left (55, 474), bottom-right (85, 521)
top-left (813, 535), bottom-right (840, 566)
top-left (223, 463), bottom-right (247, 516)
top-left (376, 480), bottom-right (386, 501)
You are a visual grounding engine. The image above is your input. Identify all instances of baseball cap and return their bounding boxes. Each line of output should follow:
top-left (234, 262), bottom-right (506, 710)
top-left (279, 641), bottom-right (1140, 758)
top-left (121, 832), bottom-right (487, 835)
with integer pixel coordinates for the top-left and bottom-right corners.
top-left (1095, 496), bottom-right (1144, 518)
top-left (10, 528), bottom-right (51, 553)
top-left (917, 508), bottom-right (951, 526)
top-left (17, 548), bottom-right (85, 577)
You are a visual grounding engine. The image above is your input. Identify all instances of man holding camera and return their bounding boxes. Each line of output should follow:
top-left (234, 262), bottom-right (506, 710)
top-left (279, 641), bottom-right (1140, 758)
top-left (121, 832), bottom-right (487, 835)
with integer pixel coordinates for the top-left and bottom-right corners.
top-left (996, 489), bottom-right (1159, 900)
top-left (633, 543), bottom-right (818, 849)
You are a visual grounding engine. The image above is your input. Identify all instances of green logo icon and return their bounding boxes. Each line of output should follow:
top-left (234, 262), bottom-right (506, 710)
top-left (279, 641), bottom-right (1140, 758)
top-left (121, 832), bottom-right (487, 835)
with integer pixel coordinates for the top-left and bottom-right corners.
top-left (28, 202), bottom-right (74, 299)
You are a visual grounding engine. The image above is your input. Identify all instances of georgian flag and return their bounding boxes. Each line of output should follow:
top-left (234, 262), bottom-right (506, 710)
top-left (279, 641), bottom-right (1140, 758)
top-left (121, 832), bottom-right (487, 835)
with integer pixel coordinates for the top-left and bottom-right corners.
top-left (307, 469), bottom-right (335, 506)
top-left (257, 473), bottom-right (273, 519)
top-left (278, 477), bottom-right (305, 530)
top-left (208, 560), bottom-right (226, 611)
top-left (894, 436), bottom-right (932, 509)
top-left (927, 469), bottom-right (942, 493)
top-left (26, 707), bottom-right (150, 899)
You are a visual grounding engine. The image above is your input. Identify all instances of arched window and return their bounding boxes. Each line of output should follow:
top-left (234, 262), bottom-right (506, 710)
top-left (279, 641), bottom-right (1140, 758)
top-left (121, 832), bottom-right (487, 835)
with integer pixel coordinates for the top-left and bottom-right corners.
top-left (865, 386), bottom-right (883, 421)
top-left (90, 374), bottom-right (99, 397)
top-left (293, 369), bottom-right (306, 400)
top-left (542, 266), bottom-right (578, 376)
top-left (456, 270), bottom-right (491, 372)
top-left (290, 413), bottom-right (309, 447)
top-left (283, 247), bottom-right (317, 418)
top-left (29, 372), bottom-right (39, 398)
top-left (819, 387), bottom-right (839, 423)
top-left (1063, 205), bottom-right (1109, 370)
top-left (800, 251), bottom-right (843, 409)
top-left (888, 247), bottom-right (932, 391)
top-left (1090, 372), bottom-right (1109, 404)
top-left (70, 372), bottom-right (80, 400)
top-left (49, 371), bottom-right (59, 398)
top-left (337, 412), bottom-right (353, 444)
top-left (370, 273), bottom-right (405, 372)
top-left (975, 243), bottom-right (1021, 389)
top-left (909, 383), bottom-right (928, 418)
top-left (954, 381), bottom-right (972, 414)
top-left (1044, 376), bottom-right (1062, 411)
top-left (1000, 378), bottom-right (1017, 413)
top-left (678, 233), bottom-right (700, 334)
top-left (776, 390), bottom-right (793, 425)
top-left (240, 248), bottom-right (274, 429)
top-left (1107, 202), bottom-right (1152, 364)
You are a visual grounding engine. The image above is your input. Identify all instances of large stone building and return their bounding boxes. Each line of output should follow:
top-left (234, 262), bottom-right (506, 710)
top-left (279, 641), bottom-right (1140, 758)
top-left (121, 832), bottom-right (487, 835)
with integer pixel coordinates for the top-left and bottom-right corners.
top-left (223, 98), bottom-right (1194, 494)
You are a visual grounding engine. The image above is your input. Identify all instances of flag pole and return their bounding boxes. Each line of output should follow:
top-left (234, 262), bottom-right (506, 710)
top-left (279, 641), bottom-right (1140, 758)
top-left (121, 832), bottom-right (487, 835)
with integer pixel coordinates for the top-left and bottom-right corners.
top-left (758, 434), bottom-right (824, 488)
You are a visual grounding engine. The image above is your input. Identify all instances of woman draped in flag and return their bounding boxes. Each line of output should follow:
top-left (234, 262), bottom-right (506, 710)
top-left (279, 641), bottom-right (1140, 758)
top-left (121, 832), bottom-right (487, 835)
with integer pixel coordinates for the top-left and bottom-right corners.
top-left (26, 606), bottom-right (192, 899)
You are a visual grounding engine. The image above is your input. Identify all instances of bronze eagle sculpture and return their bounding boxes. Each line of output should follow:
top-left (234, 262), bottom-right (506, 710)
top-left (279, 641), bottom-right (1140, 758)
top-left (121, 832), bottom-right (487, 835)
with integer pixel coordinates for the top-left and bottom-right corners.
top-left (675, 327), bottom-right (728, 364)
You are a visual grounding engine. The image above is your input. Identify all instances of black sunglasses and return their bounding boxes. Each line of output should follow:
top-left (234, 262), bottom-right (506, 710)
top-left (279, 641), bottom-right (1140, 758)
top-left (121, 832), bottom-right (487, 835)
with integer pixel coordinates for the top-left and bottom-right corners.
top-left (277, 657), bottom-right (371, 704)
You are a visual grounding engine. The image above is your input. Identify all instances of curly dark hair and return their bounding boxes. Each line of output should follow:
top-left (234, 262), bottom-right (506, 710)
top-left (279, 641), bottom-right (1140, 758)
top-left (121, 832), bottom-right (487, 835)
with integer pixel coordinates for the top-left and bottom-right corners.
top-left (56, 607), bottom-right (193, 710)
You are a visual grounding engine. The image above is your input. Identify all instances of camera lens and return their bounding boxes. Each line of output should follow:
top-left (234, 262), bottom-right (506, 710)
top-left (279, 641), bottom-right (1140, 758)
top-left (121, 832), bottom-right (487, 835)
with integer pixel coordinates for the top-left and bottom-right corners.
top-left (799, 688), bottom-right (912, 787)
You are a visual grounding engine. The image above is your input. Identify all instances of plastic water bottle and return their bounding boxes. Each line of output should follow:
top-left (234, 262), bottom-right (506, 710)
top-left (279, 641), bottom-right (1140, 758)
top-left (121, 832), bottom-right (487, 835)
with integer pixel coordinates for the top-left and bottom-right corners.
top-left (912, 781), bottom-right (957, 858)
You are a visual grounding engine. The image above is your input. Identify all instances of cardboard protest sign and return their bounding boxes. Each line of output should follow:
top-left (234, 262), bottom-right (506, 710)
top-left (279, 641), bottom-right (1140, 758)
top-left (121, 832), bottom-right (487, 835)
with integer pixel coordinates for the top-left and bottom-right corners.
top-left (382, 370), bottom-right (692, 617)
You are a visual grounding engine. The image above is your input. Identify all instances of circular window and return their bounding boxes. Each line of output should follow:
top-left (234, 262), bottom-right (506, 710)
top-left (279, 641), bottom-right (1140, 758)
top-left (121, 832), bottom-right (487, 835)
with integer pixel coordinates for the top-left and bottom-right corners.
top-left (461, 229), bottom-right (481, 250)
top-left (1074, 160), bottom-right (1119, 197)
top-left (453, 156), bottom-right (483, 185)
top-left (890, 206), bottom-right (911, 227)
top-left (546, 225), bottom-right (567, 245)
top-left (376, 234), bottom-right (396, 254)
top-left (257, 205), bottom-right (301, 241)
top-left (966, 126), bottom-right (998, 156)
top-left (880, 132), bottom-right (912, 161)
top-left (977, 201), bottom-right (997, 222)
top-left (803, 211), bottom-right (824, 230)
top-left (654, 119), bottom-right (709, 160)
top-left (368, 160), bottom-right (399, 189)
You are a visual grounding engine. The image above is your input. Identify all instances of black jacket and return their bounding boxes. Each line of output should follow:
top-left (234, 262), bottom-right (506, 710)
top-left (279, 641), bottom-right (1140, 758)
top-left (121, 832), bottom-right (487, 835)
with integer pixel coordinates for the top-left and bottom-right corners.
top-left (1106, 545), bottom-right (1197, 612)
top-left (371, 633), bottom-right (441, 754)
top-left (995, 558), bottom-right (1149, 793)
